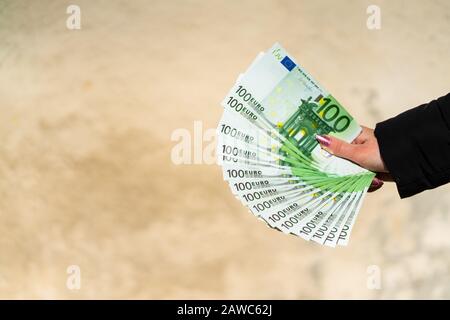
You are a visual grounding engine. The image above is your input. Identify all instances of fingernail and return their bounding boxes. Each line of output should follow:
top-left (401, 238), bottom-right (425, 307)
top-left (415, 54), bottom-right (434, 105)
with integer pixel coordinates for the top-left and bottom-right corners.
top-left (315, 135), bottom-right (331, 147)
top-left (370, 177), bottom-right (384, 188)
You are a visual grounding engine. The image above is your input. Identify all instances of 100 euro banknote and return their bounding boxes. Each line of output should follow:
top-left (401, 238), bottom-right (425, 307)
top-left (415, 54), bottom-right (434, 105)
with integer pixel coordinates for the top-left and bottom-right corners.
top-left (217, 43), bottom-right (375, 246)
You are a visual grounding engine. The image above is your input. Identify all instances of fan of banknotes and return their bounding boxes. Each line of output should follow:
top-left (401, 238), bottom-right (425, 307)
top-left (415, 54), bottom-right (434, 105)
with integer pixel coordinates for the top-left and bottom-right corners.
top-left (216, 43), bottom-right (375, 247)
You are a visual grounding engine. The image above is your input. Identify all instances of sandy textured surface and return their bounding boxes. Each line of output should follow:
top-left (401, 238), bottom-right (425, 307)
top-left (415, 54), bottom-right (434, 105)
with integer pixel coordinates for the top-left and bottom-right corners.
top-left (0, 0), bottom-right (449, 299)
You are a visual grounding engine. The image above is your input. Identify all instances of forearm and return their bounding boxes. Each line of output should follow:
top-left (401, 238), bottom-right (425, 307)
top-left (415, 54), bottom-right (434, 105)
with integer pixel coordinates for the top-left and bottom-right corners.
top-left (374, 93), bottom-right (450, 198)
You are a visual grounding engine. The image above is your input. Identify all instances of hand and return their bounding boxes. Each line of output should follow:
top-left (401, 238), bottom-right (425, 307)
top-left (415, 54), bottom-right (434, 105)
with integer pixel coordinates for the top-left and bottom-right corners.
top-left (315, 126), bottom-right (391, 192)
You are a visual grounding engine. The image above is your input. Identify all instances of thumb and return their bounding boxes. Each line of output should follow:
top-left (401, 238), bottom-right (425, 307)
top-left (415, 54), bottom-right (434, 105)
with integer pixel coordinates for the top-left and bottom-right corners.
top-left (315, 134), bottom-right (360, 163)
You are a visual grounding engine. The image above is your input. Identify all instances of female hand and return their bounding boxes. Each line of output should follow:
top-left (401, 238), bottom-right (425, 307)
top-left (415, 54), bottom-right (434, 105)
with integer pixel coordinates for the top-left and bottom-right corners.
top-left (316, 126), bottom-right (391, 192)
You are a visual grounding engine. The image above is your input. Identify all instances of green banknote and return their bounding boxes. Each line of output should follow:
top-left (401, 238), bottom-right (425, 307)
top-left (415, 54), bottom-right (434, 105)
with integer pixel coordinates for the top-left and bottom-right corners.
top-left (217, 43), bottom-right (375, 247)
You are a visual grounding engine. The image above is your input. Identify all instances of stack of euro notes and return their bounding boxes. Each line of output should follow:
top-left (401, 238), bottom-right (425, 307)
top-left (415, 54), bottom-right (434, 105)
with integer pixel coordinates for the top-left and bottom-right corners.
top-left (216, 43), bottom-right (375, 247)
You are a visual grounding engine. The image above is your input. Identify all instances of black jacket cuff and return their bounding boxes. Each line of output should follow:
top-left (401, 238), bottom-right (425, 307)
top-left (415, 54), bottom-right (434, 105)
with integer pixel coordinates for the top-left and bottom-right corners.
top-left (374, 93), bottom-right (450, 198)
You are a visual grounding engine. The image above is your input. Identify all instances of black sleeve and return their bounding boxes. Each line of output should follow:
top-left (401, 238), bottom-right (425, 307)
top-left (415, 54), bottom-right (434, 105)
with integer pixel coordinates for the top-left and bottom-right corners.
top-left (374, 93), bottom-right (450, 198)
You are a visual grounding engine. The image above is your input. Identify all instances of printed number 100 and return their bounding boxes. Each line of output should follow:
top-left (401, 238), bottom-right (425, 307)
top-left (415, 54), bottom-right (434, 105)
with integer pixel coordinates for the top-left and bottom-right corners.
top-left (313, 95), bottom-right (351, 132)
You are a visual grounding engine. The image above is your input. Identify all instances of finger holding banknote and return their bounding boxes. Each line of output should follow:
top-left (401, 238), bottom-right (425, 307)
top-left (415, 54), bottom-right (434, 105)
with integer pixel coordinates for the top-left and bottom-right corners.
top-left (315, 126), bottom-right (387, 191)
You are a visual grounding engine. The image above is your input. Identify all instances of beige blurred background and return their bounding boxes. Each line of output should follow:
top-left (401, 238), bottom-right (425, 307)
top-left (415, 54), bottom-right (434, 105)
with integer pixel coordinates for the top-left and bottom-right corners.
top-left (0, 0), bottom-right (449, 299)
